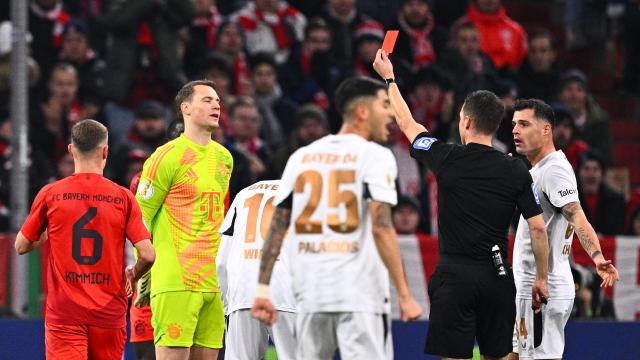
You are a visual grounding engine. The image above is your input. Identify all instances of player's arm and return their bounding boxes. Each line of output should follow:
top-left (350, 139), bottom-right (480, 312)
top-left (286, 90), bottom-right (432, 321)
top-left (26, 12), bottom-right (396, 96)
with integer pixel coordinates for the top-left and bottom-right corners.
top-left (129, 239), bottom-right (155, 281)
top-left (370, 200), bottom-right (423, 321)
top-left (561, 201), bottom-right (619, 287)
top-left (257, 204), bottom-right (291, 287)
top-left (526, 214), bottom-right (550, 283)
top-left (15, 231), bottom-right (46, 255)
top-left (373, 49), bottom-right (427, 143)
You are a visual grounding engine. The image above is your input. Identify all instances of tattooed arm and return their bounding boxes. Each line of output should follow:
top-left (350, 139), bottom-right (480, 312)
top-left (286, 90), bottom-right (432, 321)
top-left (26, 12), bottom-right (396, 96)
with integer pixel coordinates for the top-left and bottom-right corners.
top-left (257, 205), bottom-right (292, 285)
top-left (561, 201), bottom-right (619, 287)
top-left (370, 200), bottom-right (423, 321)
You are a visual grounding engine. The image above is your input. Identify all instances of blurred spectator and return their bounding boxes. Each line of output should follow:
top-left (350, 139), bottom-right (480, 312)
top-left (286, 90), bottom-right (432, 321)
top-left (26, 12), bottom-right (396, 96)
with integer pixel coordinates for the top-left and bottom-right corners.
top-left (250, 53), bottom-right (298, 150)
top-left (61, 0), bottom-right (111, 55)
top-left (184, 0), bottom-right (225, 78)
top-left (493, 79), bottom-right (518, 154)
top-left (225, 96), bottom-right (274, 182)
top-left (516, 30), bottom-right (560, 103)
top-left (386, 121), bottom-right (422, 198)
top-left (571, 262), bottom-right (616, 319)
top-left (577, 150), bottom-right (626, 236)
top-left (212, 121), bottom-right (253, 202)
top-left (389, 196), bottom-right (430, 320)
top-left (430, 0), bottom-right (470, 31)
top-left (407, 66), bottom-right (454, 142)
top-left (279, 18), bottom-right (341, 110)
top-left (320, 0), bottom-right (371, 69)
top-left (199, 54), bottom-right (235, 128)
top-left (108, 100), bottom-right (167, 185)
top-left (558, 69), bottom-right (613, 165)
top-left (101, 0), bottom-right (194, 142)
top-left (627, 207), bottom-right (640, 236)
top-left (564, 0), bottom-right (607, 51)
top-left (622, 0), bottom-right (640, 93)
top-left (437, 21), bottom-right (497, 108)
top-left (392, 0), bottom-right (446, 71)
top-left (286, 0), bottom-right (326, 19)
top-left (29, 0), bottom-right (71, 85)
top-left (0, 21), bottom-right (40, 113)
top-left (58, 19), bottom-right (105, 109)
top-left (0, 114), bottom-right (10, 230)
top-left (552, 104), bottom-right (589, 170)
top-left (271, 104), bottom-right (329, 177)
top-left (55, 152), bottom-right (74, 179)
top-left (455, 0), bottom-right (527, 71)
top-left (231, 0), bottom-right (306, 64)
top-left (30, 62), bottom-right (93, 162)
top-left (215, 21), bottom-right (252, 96)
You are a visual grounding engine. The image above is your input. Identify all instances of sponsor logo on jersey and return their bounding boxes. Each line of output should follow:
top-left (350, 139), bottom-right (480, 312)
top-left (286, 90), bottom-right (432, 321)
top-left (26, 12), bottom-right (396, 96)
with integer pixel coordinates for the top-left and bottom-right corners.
top-left (137, 179), bottom-right (154, 200)
top-left (531, 182), bottom-right (540, 205)
top-left (413, 136), bottom-right (437, 151)
top-left (557, 188), bottom-right (577, 197)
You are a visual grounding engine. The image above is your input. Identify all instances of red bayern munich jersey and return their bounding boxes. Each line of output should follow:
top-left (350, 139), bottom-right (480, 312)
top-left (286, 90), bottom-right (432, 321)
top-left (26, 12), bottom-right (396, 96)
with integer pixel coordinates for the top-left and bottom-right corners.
top-left (20, 173), bottom-right (150, 328)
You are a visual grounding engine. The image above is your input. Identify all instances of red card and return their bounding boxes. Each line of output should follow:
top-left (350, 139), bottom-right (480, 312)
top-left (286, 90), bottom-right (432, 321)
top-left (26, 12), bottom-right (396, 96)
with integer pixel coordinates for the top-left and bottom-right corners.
top-left (381, 30), bottom-right (399, 54)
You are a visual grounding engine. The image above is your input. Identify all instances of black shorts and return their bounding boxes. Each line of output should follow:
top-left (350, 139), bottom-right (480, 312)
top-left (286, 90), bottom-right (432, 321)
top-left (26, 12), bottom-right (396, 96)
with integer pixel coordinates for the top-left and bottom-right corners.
top-left (424, 257), bottom-right (516, 358)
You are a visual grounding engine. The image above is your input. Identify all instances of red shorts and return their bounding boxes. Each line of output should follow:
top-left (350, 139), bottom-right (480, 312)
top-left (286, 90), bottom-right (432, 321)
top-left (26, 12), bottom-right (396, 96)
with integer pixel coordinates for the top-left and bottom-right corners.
top-left (130, 292), bottom-right (154, 342)
top-left (45, 322), bottom-right (126, 360)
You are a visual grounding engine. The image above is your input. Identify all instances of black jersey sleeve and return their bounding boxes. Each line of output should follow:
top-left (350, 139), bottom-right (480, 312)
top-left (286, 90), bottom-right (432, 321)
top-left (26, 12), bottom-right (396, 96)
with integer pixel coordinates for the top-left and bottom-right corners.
top-left (513, 160), bottom-right (543, 219)
top-left (409, 132), bottom-right (454, 173)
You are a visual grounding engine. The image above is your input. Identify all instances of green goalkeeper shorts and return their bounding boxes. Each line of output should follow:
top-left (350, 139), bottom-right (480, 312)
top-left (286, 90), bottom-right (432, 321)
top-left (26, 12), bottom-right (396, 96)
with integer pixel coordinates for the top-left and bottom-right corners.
top-left (151, 291), bottom-right (225, 348)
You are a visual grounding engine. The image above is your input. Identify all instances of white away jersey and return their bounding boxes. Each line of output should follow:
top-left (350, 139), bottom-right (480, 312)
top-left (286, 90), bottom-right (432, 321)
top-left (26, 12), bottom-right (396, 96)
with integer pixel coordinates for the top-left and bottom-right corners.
top-left (274, 134), bottom-right (398, 314)
top-left (513, 151), bottom-right (579, 300)
top-left (217, 180), bottom-right (296, 315)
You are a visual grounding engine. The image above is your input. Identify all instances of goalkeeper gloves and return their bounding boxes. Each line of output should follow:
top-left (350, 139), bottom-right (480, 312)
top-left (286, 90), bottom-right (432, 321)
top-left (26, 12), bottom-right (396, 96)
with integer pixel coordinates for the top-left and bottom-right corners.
top-left (135, 272), bottom-right (151, 308)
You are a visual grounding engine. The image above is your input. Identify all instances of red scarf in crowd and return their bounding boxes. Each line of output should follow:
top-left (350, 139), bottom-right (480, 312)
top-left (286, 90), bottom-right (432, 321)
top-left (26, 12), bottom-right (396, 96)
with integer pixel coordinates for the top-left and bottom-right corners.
top-left (233, 52), bottom-right (251, 96)
top-left (397, 12), bottom-right (436, 68)
top-left (192, 5), bottom-right (224, 48)
top-left (30, 2), bottom-right (71, 47)
top-left (238, 3), bottom-right (300, 49)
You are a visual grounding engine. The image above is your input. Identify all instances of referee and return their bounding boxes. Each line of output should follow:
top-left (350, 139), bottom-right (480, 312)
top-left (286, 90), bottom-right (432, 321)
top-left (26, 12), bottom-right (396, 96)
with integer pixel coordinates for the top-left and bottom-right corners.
top-left (374, 50), bottom-right (551, 359)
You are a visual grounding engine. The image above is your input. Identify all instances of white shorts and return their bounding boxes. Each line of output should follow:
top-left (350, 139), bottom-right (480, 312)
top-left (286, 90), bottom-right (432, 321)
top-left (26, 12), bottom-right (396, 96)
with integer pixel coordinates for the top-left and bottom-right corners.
top-left (512, 298), bottom-right (574, 359)
top-left (296, 312), bottom-right (392, 360)
top-left (225, 309), bottom-right (296, 360)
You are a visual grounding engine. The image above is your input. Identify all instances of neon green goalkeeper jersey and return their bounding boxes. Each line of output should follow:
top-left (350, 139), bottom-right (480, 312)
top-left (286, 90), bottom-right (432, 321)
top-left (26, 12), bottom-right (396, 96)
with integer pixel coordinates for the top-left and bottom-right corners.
top-left (136, 134), bottom-right (233, 295)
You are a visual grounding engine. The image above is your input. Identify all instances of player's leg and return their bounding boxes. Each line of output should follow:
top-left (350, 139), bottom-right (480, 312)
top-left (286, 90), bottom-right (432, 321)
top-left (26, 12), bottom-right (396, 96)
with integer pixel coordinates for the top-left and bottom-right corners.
top-left (44, 322), bottom-right (88, 360)
top-left (532, 298), bottom-right (574, 360)
top-left (190, 292), bottom-right (225, 359)
top-left (134, 341), bottom-right (157, 360)
top-left (225, 309), bottom-right (268, 360)
top-left (476, 267), bottom-right (517, 360)
top-left (87, 325), bottom-right (127, 360)
top-left (335, 312), bottom-right (387, 360)
top-left (296, 312), bottom-right (339, 360)
top-left (152, 291), bottom-right (204, 359)
top-left (424, 265), bottom-right (478, 359)
top-left (509, 298), bottom-right (533, 360)
top-left (269, 310), bottom-right (297, 360)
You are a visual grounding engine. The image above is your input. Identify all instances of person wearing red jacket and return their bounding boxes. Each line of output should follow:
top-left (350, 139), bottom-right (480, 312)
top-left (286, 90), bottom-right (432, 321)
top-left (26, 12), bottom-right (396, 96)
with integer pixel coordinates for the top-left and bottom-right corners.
top-left (454, 0), bottom-right (527, 70)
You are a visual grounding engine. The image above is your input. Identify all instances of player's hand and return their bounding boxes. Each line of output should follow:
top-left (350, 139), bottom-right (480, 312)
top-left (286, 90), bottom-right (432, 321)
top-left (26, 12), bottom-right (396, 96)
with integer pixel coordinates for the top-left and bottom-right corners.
top-left (399, 296), bottom-right (423, 322)
top-left (595, 259), bottom-right (619, 288)
top-left (134, 271), bottom-right (151, 308)
top-left (373, 49), bottom-right (394, 80)
top-left (251, 297), bottom-right (277, 325)
top-left (125, 265), bottom-right (136, 298)
top-left (531, 279), bottom-right (550, 314)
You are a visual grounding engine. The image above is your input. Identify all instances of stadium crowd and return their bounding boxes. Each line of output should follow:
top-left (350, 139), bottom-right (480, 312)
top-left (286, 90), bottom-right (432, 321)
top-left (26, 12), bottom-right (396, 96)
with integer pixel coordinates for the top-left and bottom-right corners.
top-left (1, 0), bottom-right (640, 323)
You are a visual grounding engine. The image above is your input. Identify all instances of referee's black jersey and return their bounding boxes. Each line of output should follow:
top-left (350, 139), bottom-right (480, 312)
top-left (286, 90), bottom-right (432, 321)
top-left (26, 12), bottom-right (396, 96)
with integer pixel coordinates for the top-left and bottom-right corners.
top-left (410, 132), bottom-right (543, 260)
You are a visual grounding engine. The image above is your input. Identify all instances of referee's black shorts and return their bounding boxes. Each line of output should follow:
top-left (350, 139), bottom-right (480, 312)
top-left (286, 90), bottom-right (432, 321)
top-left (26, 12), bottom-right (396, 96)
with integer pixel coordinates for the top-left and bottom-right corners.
top-left (425, 255), bottom-right (516, 359)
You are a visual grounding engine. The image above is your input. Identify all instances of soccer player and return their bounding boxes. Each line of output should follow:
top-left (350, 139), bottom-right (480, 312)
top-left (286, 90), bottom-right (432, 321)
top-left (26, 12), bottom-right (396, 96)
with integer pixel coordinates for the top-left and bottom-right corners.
top-left (373, 50), bottom-right (551, 360)
top-left (128, 118), bottom-right (187, 360)
top-left (252, 77), bottom-right (423, 359)
top-left (135, 80), bottom-right (233, 359)
top-left (217, 180), bottom-right (296, 360)
top-left (15, 119), bottom-right (155, 360)
top-left (509, 99), bottom-right (619, 360)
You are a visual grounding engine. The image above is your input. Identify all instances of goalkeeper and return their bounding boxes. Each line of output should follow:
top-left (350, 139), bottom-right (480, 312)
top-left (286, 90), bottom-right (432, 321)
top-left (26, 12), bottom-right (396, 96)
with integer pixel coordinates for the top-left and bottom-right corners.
top-left (135, 80), bottom-right (233, 359)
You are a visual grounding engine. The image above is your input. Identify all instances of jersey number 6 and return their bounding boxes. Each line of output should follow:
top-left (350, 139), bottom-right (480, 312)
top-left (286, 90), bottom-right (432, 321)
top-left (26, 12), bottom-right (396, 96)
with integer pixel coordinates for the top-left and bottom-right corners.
top-left (294, 169), bottom-right (360, 234)
top-left (72, 207), bottom-right (103, 265)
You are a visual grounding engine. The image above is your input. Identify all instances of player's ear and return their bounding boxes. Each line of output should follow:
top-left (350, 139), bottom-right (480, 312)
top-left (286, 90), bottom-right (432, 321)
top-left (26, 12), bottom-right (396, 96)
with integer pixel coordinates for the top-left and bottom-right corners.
top-left (543, 122), bottom-right (551, 136)
top-left (355, 101), bottom-right (369, 122)
top-left (180, 101), bottom-right (190, 117)
top-left (102, 145), bottom-right (108, 160)
top-left (67, 144), bottom-right (73, 157)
